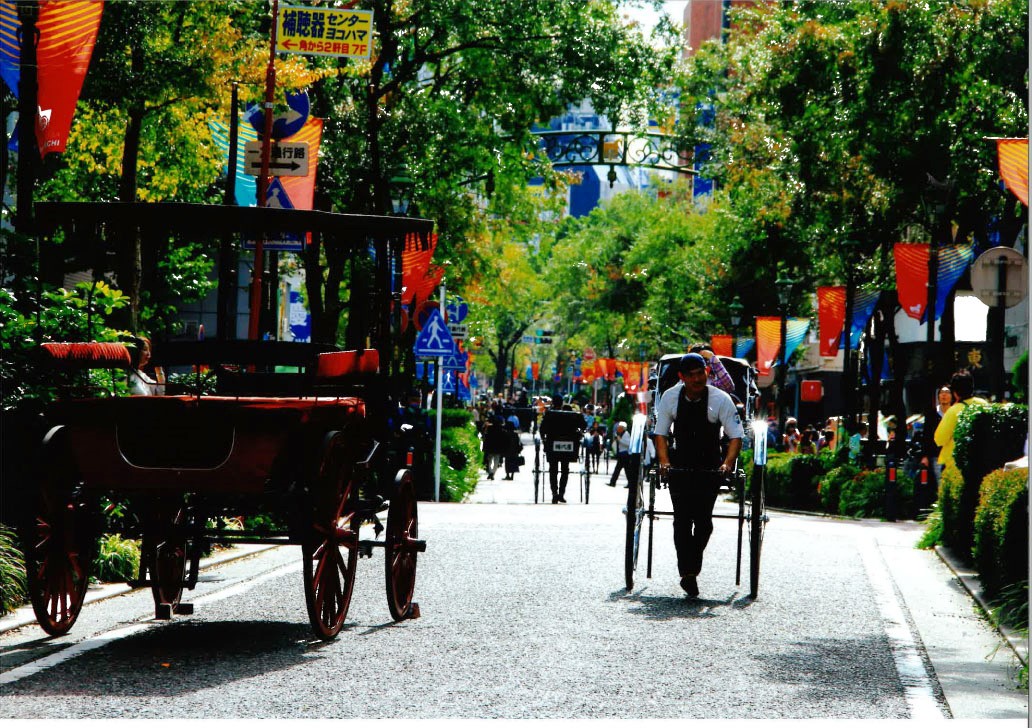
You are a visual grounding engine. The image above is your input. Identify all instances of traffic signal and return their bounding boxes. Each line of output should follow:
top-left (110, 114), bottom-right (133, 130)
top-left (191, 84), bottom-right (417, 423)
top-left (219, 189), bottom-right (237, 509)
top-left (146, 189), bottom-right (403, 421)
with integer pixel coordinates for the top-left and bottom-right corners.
top-left (537, 329), bottom-right (554, 344)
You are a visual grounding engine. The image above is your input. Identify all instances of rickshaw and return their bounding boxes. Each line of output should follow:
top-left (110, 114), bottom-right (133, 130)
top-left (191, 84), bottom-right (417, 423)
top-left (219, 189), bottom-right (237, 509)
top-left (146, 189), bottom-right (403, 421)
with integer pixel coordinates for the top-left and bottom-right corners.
top-left (624, 353), bottom-right (768, 598)
top-left (531, 408), bottom-right (591, 504)
top-left (11, 202), bottom-right (434, 640)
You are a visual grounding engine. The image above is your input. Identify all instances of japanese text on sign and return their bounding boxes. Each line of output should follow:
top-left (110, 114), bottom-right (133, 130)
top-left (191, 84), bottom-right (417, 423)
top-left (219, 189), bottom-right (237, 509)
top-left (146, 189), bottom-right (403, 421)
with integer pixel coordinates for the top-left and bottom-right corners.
top-left (277, 5), bottom-right (374, 59)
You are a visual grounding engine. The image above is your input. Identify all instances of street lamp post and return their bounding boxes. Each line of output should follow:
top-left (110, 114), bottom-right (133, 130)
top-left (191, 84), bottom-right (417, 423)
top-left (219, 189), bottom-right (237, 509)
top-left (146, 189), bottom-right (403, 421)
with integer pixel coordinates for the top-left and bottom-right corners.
top-left (775, 272), bottom-right (795, 435)
top-left (729, 296), bottom-right (744, 357)
top-left (840, 239), bottom-right (859, 437)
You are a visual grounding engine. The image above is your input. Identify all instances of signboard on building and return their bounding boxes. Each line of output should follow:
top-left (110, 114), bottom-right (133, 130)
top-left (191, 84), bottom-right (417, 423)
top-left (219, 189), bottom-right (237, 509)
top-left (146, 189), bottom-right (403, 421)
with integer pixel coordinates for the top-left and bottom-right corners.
top-left (276, 5), bottom-right (374, 59)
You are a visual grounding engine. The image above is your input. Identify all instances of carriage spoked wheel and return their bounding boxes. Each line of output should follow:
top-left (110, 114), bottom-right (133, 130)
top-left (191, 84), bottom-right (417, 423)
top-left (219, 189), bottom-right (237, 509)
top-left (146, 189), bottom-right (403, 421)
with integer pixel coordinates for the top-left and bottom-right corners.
top-left (23, 428), bottom-right (97, 637)
top-left (624, 465), bottom-right (648, 591)
top-left (385, 469), bottom-right (422, 621)
top-left (148, 506), bottom-right (195, 619)
top-left (302, 431), bottom-right (360, 640)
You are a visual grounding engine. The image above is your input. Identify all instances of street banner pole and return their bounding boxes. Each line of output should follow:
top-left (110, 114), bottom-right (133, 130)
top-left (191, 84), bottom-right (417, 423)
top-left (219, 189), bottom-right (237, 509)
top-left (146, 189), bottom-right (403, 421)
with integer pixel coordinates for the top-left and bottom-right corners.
top-left (248, 0), bottom-right (278, 340)
top-left (435, 282), bottom-right (445, 501)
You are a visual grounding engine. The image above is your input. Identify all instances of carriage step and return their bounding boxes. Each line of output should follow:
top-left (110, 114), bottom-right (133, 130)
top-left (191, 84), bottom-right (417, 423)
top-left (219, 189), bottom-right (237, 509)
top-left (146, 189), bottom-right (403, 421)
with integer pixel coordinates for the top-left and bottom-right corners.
top-left (174, 602), bottom-right (194, 615)
top-left (155, 603), bottom-right (173, 620)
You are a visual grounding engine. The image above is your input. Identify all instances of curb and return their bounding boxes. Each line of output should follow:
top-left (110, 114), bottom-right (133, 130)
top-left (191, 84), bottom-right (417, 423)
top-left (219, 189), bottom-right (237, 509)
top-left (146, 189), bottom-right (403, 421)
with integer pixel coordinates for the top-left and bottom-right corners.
top-left (0, 544), bottom-right (279, 635)
top-left (933, 544), bottom-right (1028, 667)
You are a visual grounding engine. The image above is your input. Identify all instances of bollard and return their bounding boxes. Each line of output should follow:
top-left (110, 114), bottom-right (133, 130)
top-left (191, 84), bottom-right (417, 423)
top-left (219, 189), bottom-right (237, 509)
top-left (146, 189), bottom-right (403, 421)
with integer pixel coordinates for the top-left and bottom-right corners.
top-left (885, 455), bottom-right (898, 522)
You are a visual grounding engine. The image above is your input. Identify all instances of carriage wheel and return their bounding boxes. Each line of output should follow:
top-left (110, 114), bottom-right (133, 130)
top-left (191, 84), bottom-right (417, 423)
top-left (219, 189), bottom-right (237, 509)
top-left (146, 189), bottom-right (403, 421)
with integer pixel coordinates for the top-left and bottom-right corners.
top-left (624, 466), bottom-right (646, 591)
top-left (149, 506), bottom-right (192, 618)
top-left (748, 464), bottom-right (766, 599)
top-left (385, 470), bottom-right (419, 621)
top-left (302, 432), bottom-right (359, 641)
top-left (22, 432), bottom-right (97, 637)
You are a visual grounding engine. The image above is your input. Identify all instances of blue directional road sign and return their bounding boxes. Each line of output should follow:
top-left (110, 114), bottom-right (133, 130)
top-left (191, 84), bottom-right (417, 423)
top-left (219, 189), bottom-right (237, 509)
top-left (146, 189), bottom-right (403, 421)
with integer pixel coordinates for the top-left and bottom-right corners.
top-left (413, 308), bottom-right (456, 357)
top-left (441, 351), bottom-right (468, 370)
top-left (245, 90), bottom-right (310, 140)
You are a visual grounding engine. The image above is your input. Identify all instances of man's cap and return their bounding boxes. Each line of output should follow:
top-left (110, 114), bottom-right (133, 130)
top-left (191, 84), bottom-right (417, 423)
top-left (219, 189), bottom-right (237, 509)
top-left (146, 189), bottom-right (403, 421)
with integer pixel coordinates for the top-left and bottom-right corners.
top-left (617, 421), bottom-right (627, 429)
top-left (679, 353), bottom-right (707, 373)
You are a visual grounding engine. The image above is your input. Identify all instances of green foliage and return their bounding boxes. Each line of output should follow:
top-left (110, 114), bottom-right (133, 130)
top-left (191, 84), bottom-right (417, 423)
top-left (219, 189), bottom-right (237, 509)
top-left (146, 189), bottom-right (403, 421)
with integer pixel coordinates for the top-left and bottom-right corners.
top-left (917, 500), bottom-right (944, 550)
top-left (1012, 352), bottom-right (1028, 403)
top-left (763, 453), bottom-right (828, 510)
top-left (973, 468), bottom-right (1029, 599)
top-left (0, 525), bottom-right (27, 615)
top-left (818, 464), bottom-right (860, 515)
top-left (950, 403), bottom-right (1028, 554)
top-left (91, 534), bottom-right (141, 584)
top-left (0, 283), bottom-right (132, 409)
top-left (837, 468), bottom-right (914, 520)
top-left (436, 409), bottom-right (481, 502)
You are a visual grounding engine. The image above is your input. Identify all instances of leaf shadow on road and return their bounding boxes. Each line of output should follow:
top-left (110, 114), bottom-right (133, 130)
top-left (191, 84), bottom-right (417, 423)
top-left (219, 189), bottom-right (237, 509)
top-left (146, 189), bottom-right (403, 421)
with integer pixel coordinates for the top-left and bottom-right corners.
top-left (2, 620), bottom-right (341, 697)
top-left (609, 588), bottom-right (755, 621)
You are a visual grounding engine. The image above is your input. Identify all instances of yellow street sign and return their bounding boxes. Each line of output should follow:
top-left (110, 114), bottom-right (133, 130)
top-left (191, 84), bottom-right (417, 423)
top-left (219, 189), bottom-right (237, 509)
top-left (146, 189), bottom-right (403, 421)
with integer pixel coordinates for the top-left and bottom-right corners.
top-left (276, 5), bottom-right (374, 59)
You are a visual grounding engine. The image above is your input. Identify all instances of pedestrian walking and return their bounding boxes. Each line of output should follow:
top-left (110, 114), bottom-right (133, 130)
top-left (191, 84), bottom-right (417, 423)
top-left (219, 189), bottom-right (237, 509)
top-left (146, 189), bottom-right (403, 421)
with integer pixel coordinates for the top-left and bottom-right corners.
top-left (502, 421), bottom-right (524, 480)
top-left (934, 370), bottom-right (987, 476)
top-left (481, 415), bottom-right (509, 480)
top-left (608, 421), bottom-right (635, 487)
top-left (539, 404), bottom-right (584, 503)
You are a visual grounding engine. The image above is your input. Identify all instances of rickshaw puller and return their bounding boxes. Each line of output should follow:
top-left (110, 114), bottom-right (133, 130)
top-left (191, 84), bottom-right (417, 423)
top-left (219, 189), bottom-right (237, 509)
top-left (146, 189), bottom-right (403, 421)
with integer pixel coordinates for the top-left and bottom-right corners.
top-left (654, 353), bottom-right (743, 597)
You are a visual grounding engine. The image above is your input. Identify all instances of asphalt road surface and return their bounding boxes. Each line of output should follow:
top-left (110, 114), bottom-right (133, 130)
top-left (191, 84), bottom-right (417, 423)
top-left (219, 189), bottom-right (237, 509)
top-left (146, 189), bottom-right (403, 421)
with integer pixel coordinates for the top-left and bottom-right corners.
top-left (0, 441), bottom-right (1027, 719)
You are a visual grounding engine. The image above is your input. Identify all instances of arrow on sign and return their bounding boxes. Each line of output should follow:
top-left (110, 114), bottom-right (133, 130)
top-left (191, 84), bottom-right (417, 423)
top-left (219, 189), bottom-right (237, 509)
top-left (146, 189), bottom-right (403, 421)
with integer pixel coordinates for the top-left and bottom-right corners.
top-left (248, 160), bottom-right (303, 173)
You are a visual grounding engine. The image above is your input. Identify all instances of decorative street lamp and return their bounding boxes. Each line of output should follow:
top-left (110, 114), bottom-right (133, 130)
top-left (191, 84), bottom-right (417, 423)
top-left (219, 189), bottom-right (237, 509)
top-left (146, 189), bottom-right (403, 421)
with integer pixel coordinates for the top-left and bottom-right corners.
top-left (840, 238), bottom-right (860, 436)
top-left (389, 167), bottom-right (415, 216)
top-left (729, 295), bottom-right (744, 356)
top-left (775, 272), bottom-right (795, 433)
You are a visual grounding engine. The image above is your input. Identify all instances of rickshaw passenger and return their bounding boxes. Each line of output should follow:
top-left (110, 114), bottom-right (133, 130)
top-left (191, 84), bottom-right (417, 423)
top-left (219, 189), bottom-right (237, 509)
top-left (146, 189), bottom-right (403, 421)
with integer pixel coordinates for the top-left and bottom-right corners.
top-left (539, 404), bottom-right (584, 504)
top-left (654, 353), bottom-right (743, 598)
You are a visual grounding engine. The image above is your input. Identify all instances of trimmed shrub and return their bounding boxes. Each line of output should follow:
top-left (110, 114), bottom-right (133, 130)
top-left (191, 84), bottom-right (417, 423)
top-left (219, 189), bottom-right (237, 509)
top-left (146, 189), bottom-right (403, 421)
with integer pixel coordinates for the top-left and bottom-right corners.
top-left (949, 403), bottom-right (1028, 554)
top-left (973, 467), bottom-right (1028, 598)
top-left (435, 408), bottom-right (481, 502)
top-left (763, 453), bottom-right (828, 510)
top-left (0, 524), bottom-right (26, 615)
top-left (818, 464), bottom-right (860, 514)
top-left (838, 468), bottom-right (914, 519)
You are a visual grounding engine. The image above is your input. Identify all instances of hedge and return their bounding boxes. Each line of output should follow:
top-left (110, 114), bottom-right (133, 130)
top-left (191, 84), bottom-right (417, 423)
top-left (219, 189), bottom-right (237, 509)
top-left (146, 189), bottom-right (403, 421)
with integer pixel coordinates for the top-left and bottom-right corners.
top-left (973, 467), bottom-right (1029, 599)
top-left (818, 464), bottom-right (860, 514)
top-left (434, 408), bottom-right (482, 502)
top-left (838, 468), bottom-right (915, 520)
top-left (764, 453), bottom-right (825, 511)
top-left (948, 403), bottom-right (1028, 554)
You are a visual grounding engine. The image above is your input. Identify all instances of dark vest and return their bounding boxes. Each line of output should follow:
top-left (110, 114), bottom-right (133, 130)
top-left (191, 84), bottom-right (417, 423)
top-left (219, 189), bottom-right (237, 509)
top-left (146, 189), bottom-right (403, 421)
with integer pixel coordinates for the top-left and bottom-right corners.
top-left (671, 385), bottom-right (722, 470)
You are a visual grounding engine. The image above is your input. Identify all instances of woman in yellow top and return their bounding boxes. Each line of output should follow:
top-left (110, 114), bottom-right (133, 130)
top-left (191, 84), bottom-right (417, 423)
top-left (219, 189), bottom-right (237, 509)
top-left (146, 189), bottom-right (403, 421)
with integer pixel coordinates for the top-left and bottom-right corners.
top-left (934, 370), bottom-right (987, 473)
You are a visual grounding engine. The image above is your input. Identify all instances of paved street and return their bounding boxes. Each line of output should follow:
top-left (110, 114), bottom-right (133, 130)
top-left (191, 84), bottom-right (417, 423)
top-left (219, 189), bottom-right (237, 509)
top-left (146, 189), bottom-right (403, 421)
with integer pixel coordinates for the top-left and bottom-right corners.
top-left (0, 434), bottom-right (1026, 719)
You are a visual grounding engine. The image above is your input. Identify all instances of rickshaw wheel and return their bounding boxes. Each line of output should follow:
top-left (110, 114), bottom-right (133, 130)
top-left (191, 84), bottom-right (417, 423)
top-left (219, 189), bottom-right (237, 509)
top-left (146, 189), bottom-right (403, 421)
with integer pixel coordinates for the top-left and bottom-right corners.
top-left (749, 467), bottom-right (766, 599)
top-left (302, 431), bottom-right (359, 640)
top-left (624, 466), bottom-right (646, 591)
top-left (385, 470), bottom-right (419, 621)
top-left (23, 431), bottom-right (97, 637)
top-left (149, 506), bottom-right (191, 616)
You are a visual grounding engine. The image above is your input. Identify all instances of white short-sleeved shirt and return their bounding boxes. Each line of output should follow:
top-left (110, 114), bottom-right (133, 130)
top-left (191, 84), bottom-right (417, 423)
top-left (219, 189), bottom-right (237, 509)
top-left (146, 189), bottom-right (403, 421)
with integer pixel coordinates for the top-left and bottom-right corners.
top-left (654, 382), bottom-right (744, 441)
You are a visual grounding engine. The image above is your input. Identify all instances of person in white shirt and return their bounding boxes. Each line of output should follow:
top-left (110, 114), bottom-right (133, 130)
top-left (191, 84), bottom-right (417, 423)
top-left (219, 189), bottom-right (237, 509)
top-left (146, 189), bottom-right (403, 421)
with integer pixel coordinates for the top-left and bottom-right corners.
top-left (654, 353), bottom-right (744, 598)
top-left (608, 421), bottom-right (634, 487)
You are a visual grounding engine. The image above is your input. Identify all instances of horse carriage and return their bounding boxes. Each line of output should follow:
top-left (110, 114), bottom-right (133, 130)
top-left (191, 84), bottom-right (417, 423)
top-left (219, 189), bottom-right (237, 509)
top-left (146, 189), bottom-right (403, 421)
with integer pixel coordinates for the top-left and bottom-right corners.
top-left (10, 202), bottom-right (434, 640)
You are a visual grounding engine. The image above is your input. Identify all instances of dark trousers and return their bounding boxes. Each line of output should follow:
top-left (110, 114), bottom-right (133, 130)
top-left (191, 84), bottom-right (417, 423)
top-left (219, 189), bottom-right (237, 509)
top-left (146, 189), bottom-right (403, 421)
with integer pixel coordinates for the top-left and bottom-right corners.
top-left (548, 458), bottom-right (570, 496)
top-left (668, 474), bottom-right (720, 577)
top-left (610, 452), bottom-right (638, 487)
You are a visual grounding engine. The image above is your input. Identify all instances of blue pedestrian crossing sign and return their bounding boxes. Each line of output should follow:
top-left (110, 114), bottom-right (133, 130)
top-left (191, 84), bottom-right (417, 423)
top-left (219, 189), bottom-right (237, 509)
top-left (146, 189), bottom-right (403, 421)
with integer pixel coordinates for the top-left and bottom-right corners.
top-left (413, 308), bottom-right (456, 357)
top-left (441, 351), bottom-right (468, 370)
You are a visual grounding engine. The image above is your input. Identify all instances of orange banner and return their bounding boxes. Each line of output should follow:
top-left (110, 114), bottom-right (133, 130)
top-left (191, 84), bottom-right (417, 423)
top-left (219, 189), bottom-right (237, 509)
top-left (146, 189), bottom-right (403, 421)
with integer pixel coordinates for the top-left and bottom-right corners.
top-left (280, 117), bottom-right (323, 210)
top-left (710, 334), bottom-right (733, 357)
top-left (755, 316), bottom-right (782, 376)
top-left (997, 138), bottom-right (1029, 205)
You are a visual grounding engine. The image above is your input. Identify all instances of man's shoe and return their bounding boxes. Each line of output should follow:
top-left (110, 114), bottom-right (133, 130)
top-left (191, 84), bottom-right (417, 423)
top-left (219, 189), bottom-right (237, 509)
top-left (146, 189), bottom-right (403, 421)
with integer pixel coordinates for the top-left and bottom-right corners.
top-left (608, 481), bottom-right (616, 487)
top-left (551, 496), bottom-right (559, 504)
top-left (680, 575), bottom-right (699, 597)
top-left (558, 496), bottom-right (567, 503)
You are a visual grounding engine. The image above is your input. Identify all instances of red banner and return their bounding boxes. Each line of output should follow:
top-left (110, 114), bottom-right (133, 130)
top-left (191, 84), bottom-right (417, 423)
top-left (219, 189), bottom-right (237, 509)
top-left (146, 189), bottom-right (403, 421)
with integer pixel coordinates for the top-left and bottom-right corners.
top-left (710, 334), bottom-right (732, 357)
top-left (997, 138), bottom-right (1029, 205)
top-left (894, 243), bottom-right (929, 321)
top-left (531, 361), bottom-right (540, 381)
top-left (594, 358), bottom-right (611, 380)
top-left (401, 233), bottom-right (439, 306)
top-left (626, 362), bottom-right (642, 390)
top-left (35, 1), bottom-right (103, 157)
top-left (755, 316), bottom-right (782, 376)
top-left (817, 286), bottom-right (846, 357)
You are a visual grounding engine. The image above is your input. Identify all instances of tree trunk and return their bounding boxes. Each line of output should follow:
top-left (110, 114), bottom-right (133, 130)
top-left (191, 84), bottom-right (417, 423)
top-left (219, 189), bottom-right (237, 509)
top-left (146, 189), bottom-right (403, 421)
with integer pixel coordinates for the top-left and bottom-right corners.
top-left (117, 107), bottom-right (144, 332)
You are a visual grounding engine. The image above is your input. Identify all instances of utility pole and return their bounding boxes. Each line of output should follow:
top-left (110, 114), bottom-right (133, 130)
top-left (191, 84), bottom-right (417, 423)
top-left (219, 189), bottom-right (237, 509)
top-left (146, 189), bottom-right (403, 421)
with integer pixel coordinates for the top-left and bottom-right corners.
top-left (15, 0), bottom-right (39, 235)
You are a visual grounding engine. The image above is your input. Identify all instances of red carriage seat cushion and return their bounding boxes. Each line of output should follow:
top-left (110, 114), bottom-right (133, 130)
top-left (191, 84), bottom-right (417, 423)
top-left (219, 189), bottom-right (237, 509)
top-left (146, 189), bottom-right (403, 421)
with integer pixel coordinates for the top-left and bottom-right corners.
top-left (316, 349), bottom-right (380, 379)
top-left (41, 342), bottom-right (133, 369)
